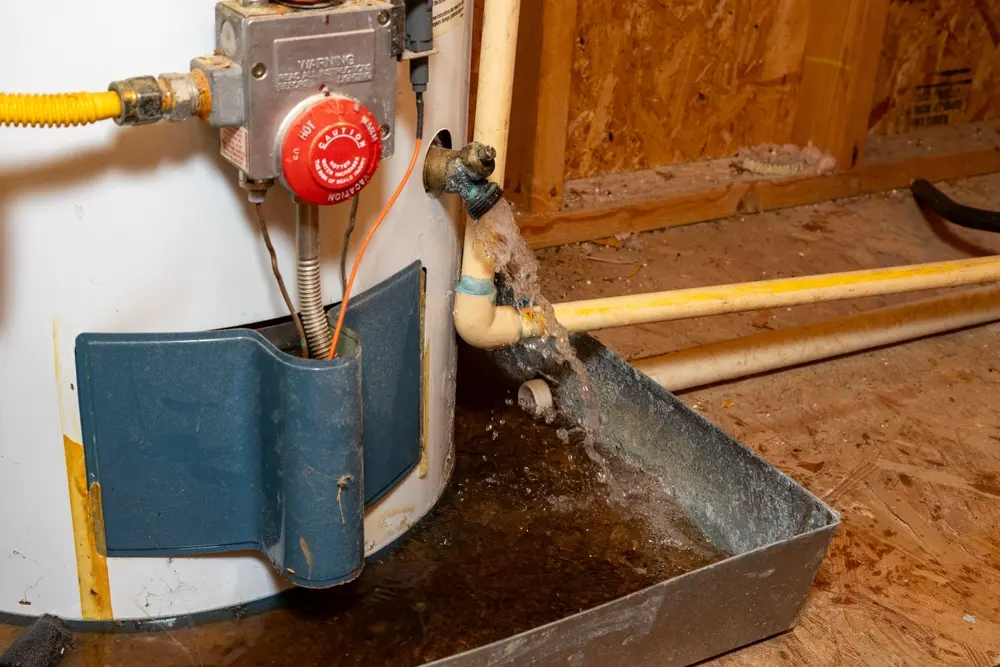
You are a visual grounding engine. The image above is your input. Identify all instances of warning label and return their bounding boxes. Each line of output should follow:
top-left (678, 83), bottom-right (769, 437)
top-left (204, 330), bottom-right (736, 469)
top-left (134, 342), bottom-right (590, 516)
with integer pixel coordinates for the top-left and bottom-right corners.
top-left (433, 0), bottom-right (465, 38)
top-left (220, 126), bottom-right (250, 172)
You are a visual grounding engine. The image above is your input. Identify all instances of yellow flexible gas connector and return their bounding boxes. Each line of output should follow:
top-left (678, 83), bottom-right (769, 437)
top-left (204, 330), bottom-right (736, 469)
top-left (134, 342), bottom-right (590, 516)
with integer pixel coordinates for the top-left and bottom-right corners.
top-left (0, 92), bottom-right (122, 127)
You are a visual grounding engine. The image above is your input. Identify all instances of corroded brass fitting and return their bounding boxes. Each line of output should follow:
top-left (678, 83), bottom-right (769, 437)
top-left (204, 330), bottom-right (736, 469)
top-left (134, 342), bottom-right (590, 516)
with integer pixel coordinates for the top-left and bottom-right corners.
top-left (108, 73), bottom-right (212, 126)
top-left (109, 76), bottom-right (164, 126)
top-left (423, 141), bottom-right (503, 219)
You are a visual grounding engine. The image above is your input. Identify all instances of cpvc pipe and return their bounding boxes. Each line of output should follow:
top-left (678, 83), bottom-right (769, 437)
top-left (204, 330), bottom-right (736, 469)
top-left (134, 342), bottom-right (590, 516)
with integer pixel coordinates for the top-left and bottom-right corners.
top-left (452, 0), bottom-right (541, 349)
top-left (633, 286), bottom-right (1000, 393)
top-left (552, 255), bottom-right (1000, 334)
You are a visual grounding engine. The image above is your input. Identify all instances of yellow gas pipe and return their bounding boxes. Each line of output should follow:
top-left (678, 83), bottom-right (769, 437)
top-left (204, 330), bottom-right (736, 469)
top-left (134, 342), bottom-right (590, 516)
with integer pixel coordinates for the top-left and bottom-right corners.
top-left (0, 92), bottom-right (122, 127)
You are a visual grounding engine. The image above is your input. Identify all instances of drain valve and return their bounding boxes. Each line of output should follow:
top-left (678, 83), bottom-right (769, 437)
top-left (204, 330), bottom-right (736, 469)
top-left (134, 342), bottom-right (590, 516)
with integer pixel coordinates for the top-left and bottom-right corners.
top-left (423, 141), bottom-right (503, 219)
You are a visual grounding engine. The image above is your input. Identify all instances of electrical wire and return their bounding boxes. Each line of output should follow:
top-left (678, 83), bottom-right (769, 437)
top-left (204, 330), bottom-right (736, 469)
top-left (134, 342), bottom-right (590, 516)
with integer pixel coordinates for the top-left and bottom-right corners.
top-left (327, 92), bottom-right (425, 359)
top-left (327, 140), bottom-right (421, 358)
top-left (255, 203), bottom-right (309, 359)
top-left (341, 195), bottom-right (361, 292)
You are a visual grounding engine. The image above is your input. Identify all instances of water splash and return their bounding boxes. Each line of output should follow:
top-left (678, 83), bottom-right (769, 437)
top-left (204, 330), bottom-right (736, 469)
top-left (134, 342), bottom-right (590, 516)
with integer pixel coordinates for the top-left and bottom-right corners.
top-left (476, 200), bottom-right (618, 490)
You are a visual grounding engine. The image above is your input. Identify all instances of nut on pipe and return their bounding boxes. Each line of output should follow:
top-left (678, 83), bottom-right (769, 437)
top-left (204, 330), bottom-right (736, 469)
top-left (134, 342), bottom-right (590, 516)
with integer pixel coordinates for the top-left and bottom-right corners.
top-left (109, 76), bottom-right (164, 126)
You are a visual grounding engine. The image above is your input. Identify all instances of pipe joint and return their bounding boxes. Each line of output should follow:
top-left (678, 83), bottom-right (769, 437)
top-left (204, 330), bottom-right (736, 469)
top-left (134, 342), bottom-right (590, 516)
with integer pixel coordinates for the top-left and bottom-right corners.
top-left (108, 76), bottom-right (165, 126)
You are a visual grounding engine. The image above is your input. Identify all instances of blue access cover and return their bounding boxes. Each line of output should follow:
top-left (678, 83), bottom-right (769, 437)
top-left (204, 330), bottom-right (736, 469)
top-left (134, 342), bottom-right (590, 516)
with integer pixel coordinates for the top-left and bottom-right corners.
top-left (74, 262), bottom-right (425, 588)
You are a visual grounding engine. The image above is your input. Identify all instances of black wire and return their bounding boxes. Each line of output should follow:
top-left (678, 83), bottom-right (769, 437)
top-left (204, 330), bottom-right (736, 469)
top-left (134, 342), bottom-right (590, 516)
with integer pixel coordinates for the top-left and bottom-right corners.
top-left (911, 179), bottom-right (1000, 234)
top-left (415, 91), bottom-right (424, 140)
top-left (341, 195), bottom-right (361, 292)
top-left (255, 203), bottom-right (309, 359)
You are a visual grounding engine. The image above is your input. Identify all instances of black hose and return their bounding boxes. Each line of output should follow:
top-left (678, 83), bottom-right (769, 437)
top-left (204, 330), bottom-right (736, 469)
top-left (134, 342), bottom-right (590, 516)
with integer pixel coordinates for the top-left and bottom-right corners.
top-left (911, 179), bottom-right (1000, 234)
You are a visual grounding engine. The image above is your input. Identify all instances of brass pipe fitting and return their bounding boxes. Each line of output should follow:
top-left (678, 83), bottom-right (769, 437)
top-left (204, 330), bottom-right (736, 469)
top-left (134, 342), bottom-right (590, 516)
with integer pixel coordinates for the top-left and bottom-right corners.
top-left (423, 141), bottom-right (503, 219)
top-left (108, 72), bottom-right (213, 126)
top-left (108, 76), bottom-right (164, 126)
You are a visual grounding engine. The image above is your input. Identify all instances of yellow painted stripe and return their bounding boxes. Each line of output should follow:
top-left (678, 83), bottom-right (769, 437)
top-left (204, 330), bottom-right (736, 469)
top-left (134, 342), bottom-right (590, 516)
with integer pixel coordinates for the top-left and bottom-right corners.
top-left (63, 435), bottom-right (113, 620)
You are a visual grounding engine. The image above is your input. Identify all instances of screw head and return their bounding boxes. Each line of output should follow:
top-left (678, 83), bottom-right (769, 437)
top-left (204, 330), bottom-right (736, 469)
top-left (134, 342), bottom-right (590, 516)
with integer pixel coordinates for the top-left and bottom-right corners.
top-left (379, 123), bottom-right (391, 139)
top-left (251, 62), bottom-right (267, 79)
top-left (378, 10), bottom-right (390, 25)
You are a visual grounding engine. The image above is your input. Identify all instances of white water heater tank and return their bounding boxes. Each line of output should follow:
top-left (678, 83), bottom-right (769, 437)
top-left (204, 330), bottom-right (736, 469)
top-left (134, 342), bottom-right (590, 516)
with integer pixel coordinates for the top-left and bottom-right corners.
top-left (0, 0), bottom-right (470, 624)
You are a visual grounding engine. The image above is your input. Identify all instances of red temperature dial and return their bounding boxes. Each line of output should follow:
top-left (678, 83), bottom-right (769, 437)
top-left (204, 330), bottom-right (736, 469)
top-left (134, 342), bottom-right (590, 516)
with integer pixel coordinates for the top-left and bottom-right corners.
top-left (280, 96), bottom-right (383, 206)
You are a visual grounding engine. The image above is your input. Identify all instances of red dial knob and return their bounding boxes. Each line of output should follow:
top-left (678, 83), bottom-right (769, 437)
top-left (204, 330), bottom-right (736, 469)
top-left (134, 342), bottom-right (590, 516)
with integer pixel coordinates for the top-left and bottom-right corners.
top-left (280, 96), bottom-right (383, 206)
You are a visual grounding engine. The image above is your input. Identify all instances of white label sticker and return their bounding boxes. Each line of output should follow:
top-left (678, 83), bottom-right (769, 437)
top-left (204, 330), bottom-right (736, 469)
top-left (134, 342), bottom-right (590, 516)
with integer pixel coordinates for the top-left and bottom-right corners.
top-left (220, 126), bottom-right (250, 172)
top-left (433, 0), bottom-right (466, 38)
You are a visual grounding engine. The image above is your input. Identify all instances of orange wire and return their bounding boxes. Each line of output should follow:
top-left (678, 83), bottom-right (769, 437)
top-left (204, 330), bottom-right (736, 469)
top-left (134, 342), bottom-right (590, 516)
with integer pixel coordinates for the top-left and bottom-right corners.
top-left (328, 138), bottom-right (423, 359)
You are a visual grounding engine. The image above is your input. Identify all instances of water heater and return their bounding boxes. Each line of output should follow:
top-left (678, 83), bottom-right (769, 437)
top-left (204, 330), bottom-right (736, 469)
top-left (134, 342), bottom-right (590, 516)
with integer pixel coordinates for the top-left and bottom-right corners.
top-left (0, 0), bottom-right (474, 625)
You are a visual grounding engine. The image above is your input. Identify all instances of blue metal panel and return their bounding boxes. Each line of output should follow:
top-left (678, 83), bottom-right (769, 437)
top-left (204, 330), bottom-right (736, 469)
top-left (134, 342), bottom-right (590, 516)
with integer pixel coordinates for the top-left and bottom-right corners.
top-left (76, 328), bottom-right (364, 588)
top-left (73, 262), bottom-right (425, 589)
top-left (251, 261), bottom-right (425, 504)
top-left (332, 262), bottom-right (424, 504)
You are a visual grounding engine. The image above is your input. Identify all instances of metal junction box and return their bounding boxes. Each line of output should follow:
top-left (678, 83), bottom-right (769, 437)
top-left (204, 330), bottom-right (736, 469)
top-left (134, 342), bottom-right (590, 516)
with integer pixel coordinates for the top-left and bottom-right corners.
top-left (212, 0), bottom-right (402, 181)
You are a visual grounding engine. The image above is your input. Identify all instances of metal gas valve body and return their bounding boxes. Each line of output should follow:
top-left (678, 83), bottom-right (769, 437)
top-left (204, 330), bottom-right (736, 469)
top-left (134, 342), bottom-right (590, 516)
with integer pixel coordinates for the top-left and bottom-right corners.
top-left (201, 1), bottom-right (403, 204)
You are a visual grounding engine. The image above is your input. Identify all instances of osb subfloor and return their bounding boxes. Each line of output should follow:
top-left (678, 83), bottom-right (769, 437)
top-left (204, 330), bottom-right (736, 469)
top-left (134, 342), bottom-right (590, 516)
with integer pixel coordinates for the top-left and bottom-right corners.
top-left (535, 174), bottom-right (1000, 666)
top-left (3, 176), bottom-right (999, 666)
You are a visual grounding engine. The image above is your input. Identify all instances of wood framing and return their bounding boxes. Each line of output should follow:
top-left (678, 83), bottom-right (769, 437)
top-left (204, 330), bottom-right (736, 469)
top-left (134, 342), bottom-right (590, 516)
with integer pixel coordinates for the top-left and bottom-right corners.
top-left (493, 0), bottom-right (1000, 246)
top-left (519, 122), bottom-right (1000, 249)
top-left (502, 0), bottom-right (579, 215)
top-left (791, 0), bottom-right (891, 169)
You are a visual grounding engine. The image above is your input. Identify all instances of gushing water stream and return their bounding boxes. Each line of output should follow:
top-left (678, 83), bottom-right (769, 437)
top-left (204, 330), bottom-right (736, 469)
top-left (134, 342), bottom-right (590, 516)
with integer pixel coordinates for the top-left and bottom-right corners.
top-left (476, 200), bottom-right (622, 494)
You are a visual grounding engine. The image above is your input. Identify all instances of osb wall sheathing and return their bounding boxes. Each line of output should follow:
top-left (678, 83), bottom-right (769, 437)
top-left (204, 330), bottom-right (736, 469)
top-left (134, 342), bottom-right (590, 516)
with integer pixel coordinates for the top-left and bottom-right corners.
top-left (564, 0), bottom-right (810, 179)
top-left (870, 0), bottom-right (1000, 135)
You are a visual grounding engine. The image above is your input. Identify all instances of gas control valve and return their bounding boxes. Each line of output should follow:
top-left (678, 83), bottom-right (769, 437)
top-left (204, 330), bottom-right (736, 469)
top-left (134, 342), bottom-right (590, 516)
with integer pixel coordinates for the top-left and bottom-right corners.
top-left (280, 96), bottom-right (383, 205)
top-left (206, 0), bottom-right (403, 203)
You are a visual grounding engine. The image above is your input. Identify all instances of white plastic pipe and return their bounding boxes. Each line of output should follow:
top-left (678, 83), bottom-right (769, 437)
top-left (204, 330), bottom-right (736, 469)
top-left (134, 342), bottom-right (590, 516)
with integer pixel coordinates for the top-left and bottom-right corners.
top-left (633, 287), bottom-right (1000, 392)
top-left (453, 0), bottom-right (540, 349)
top-left (553, 256), bottom-right (1000, 334)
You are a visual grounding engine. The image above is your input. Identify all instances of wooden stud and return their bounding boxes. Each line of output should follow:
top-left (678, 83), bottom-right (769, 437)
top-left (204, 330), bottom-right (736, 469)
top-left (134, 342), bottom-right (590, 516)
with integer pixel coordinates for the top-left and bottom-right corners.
top-left (792, 0), bottom-right (891, 169)
top-left (504, 0), bottom-right (579, 214)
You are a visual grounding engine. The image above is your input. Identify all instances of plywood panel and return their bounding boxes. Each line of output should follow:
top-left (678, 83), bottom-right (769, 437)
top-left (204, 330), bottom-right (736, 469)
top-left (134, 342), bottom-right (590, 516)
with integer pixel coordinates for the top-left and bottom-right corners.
top-left (869, 0), bottom-right (1000, 135)
top-left (564, 0), bottom-right (811, 180)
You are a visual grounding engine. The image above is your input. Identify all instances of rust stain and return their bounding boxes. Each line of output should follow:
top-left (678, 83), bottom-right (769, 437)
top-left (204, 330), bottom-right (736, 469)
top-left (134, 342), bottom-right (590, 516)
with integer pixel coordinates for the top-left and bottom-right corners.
top-left (54, 321), bottom-right (111, 619)
top-left (89, 483), bottom-right (107, 557)
top-left (419, 339), bottom-right (431, 477)
top-left (299, 537), bottom-right (314, 578)
top-left (418, 269), bottom-right (430, 478)
top-left (64, 435), bottom-right (113, 620)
